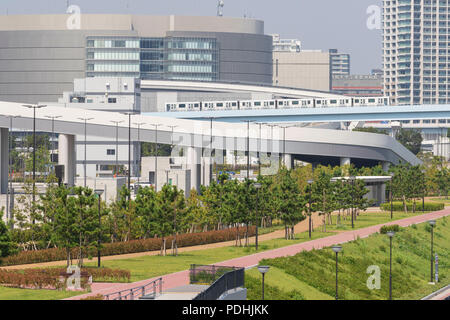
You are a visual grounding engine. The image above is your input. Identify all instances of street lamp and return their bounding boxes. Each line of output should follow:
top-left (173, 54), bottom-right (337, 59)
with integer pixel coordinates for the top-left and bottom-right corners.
top-left (387, 231), bottom-right (395, 300)
top-left (94, 189), bottom-right (104, 268)
top-left (422, 170), bottom-right (426, 213)
top-left (6, 115), bottom-right (20, 221)
top-left (307, 179), bottom-right (314, 239)
top-left (331, 245), bottom-right (343, 300)
top-left (429, 220), bottom-right (436, 283)
top-left (149, 124), bottom-right (163, 191)
top-left (22, 104), bottom-right (47, 223)
top-left (110, 120), bottom-right (123, 177)
top-left (133, 122), bottom-right (146, 187)
top-left (45, 115), bottom-right (62, 169)
top-left (389, 172), bottom-right (394, 220)
top-left (122, 112), bottom-right (138, 199)
top-left (241, 120), bottom-right (254, 180)
top-left (253, 182), bottom-right (262, 251)
top-left (78, 117), bottom-right (94, 188)
top-left (257, 265), bottom-right (270, 300)
top-left (349, 176), bottom-right (356, 229)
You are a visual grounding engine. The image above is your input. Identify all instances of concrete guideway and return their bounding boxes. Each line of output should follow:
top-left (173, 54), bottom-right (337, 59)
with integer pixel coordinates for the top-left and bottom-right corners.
top-left (66, 208), bottom-right (450, 300)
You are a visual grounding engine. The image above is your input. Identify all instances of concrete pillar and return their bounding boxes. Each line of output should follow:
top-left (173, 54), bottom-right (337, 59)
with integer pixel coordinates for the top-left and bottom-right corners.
top-left (58, 134), bottom-right (76, 186)
top-left (283, 154), bottom-right (294, 170)
top-left (340, 157), bottom-right (351, 167)
top-left (0, 128), bottom-right (8, 194)
top-left (382, 161), bottom-right (390, 172)
top-left (187, 146), bottom-right (201, 192)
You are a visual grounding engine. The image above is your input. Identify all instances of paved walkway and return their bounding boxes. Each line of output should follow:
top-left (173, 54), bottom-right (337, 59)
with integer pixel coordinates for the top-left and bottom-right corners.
top-left (66, 207), bottom-right (450, 300)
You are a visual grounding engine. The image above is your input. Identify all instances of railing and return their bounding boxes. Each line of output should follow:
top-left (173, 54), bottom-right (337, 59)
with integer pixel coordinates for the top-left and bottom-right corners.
top-left (191, 264), bottom-right (244, 301)
top-left (104, 277), bottom-right (163, 300)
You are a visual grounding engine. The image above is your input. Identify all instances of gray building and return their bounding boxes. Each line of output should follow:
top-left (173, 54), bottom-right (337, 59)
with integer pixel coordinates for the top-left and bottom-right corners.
top-left (329, 49), bottom-right (351, 76)
top-left (0, 14), bottom-right (273, 105)
top-left (332, 73), bottom-right (383, 96)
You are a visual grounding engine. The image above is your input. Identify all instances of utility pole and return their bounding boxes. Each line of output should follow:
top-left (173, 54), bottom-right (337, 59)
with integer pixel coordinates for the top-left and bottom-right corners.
top-left (78, 117), bottom-right (94, 188)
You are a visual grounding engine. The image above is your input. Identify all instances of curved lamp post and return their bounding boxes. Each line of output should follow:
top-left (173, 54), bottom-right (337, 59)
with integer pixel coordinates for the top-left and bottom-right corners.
top-left (331, 245), bottom-right (343, 300)
top-left (94, 189), bottom-right (104, 267)
top-left (428, 220), bottom-right (436, 283)
top-left (253, 182), bottom-right (262, 251)
top-left (387, 231), bottom-right (395, 300)
top-left (258, 265), bottom-right (270, 300)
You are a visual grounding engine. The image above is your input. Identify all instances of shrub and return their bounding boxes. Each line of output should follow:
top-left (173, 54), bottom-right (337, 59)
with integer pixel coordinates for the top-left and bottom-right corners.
top-left (80, 294), bottom-right (104, 300)
top-left (380, 225), bottom-right (400, 234)
top-left (0, 227), bottom-right (256, 267)
top-left (380, 201), bottom-right (444, 212)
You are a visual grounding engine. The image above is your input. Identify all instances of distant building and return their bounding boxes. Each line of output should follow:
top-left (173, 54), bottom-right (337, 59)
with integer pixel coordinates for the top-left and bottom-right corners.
top-left (332, 73), bottom-right (383, 96)
top-left (272, 34), bottom-right (301, 52)
top-left (329, 49), bottom-right (350, 76)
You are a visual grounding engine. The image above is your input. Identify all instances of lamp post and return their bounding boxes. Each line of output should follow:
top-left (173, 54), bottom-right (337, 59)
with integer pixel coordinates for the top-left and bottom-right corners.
top-left (422, 170), bottom-right (426, 213)
top-left (349, 176), bottom-right (355, 229)
top-left (389, 173), bottom-right (394, 220)
top-left (78, 117), bottom-right (94, 188)
top-left (110, 120), bottom-right (123, 177)
top-left (331, 245), bottom-right (343, 300)
top-left (264, 123), bottom-right (278, 171)
top-left (149, 124), bottom-right (163, 191)
top-left (94, 189), bottom-right (104, 268)
top-left (133, 122), bottom-right (146, 187)
top-left (429, 220), bottom-right (436, 283)
top-left (253, 182), bottom-right (262, 251)
top-left (387, 231), bottom-right (395, 300)
top-left (257, 266), bottom-right (270, 300)
top-left (121, 112), bottom-right (138, 199)
top-left (241, 120), bottom-right (254, 180)
top-left (45, 115), bottom-right (62, 169)
top-left (279, 125), bottom-right (294, 169)
top-left (23, 104), bottom-right (47, 223)
top-left (6, 115), bottom-right (20, 221)
top-left (257, 123), bottom-right (263, 176)
top-left (307, 179), bottom-right (313, 239)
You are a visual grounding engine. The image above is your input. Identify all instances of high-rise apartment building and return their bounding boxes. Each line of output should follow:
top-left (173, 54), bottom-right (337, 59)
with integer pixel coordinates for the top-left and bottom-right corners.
top-left (383, 0), bottom-right (450, 105)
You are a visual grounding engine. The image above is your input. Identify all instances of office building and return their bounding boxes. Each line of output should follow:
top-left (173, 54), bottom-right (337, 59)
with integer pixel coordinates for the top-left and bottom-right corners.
top-left (383, 0), bottom-right (450, 105)
top-left (329, 49), bottom-right (351, 76)
top-left (332, 73), bottom-right (383, 96)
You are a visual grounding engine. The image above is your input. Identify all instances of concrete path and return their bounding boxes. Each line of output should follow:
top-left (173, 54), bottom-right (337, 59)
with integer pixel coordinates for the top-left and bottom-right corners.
top-left (65, 207), bottom-right (450, 300)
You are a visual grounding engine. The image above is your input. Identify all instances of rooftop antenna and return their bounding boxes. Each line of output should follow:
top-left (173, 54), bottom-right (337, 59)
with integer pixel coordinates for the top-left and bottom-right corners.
top-left (217, 0), bottom-right (224, 17)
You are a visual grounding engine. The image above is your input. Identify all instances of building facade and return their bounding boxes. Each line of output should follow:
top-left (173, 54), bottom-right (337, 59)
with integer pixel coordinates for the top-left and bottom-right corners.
top-left (383, 0), bottom-right (450, 105)
top-left (0, 14), bottom-right (273, 104)
top-left (332, 73), bottom-right (383, 96)
top-left (329, 49), bottom-right (351, 76)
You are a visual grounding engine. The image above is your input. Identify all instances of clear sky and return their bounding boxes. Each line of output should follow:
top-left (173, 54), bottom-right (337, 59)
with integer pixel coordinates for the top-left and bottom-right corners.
top-left (2, 0), bottom-right (383, 74)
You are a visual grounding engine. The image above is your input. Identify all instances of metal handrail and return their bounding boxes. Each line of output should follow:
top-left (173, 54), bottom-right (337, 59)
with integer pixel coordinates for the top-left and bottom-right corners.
top-left (193, 267), bottom-right (244, 300)
top-left (104, 277), bottom-right (163, 300)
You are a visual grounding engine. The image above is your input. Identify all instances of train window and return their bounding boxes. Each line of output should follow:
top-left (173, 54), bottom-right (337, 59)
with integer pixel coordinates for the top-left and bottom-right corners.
top-left (217, 103), bottom-right (223, 107)
top-left (194, 104), bottom-right (199, 108)
top-left (254, 102), bottom-right (261, 106)
top-left (368, 99), bottom-right (376, 103)
top-left (232, 102), bottom-right (237, 107)
top-left (279, 101), bottom-right (283, 105)
top-left (354, 99), bottom-right (360, 103)
top-left (269, 101), bottom-right (274, 106)
top-left (330, 100), bottom-right (337, 104)
top-left (316, 100), bottom-right (321, 104)
top-left (292, 101), bottom-right (299, 105)
top-left (179, 104), bottom-right (186, 108)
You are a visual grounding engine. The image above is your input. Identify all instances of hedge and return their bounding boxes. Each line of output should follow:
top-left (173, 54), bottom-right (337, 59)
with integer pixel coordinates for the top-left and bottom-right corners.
top-left (0, 226), bottom-right (256, 267)
top-left (380, 201), bottom-right (444, 212)
top-left (380, 225), bottom-right (400, 234)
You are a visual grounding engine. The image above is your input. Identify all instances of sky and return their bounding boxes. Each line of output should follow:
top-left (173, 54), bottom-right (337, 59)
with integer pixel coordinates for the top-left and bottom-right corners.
top-left (2, 0), bottom-right (384, 74)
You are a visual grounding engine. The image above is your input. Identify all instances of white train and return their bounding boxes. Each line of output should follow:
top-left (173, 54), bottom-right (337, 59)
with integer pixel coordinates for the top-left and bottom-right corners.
top-left (166, 96), bottom-right (390, 112)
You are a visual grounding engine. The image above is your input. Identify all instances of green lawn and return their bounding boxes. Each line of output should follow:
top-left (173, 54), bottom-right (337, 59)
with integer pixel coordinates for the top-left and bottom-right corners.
top-left (0, 286), bottom-right (82, 300)
top-left (82, 210), bottom-right (432, 282)
top-left (251, 216), bottom-right (449, 300)
top-left (429, 197), bottom-right (450, 205)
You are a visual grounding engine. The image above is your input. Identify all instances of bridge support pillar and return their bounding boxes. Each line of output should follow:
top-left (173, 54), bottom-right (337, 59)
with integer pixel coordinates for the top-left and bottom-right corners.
top-left (340, 157), bottom-right (351, 167)
top-left (187, 146), bottom-right (201, 192)
top-left (283, 154), bottom-right (294, 170)
top-left (0, 128), bottom-right (8, 194)
top-left (58, 134), bottom-right (76, 187)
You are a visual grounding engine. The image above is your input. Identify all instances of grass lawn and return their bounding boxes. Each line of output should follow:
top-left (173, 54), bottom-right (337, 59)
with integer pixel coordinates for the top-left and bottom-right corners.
top-left (0, 286), bottom-right (83, 300)
top-left (251, 216), bottom-right (449, 300)
top-left (429, 197), bottom-right (450, 205)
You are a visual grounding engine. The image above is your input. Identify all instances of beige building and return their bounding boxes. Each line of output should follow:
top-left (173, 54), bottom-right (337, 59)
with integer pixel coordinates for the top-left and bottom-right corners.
top-left (273, 51), bottom-right (331, 91)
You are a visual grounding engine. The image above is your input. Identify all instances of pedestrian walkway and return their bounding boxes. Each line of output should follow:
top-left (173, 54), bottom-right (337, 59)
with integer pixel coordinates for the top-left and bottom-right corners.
top-left (66, 207), bottom-right (450, 300)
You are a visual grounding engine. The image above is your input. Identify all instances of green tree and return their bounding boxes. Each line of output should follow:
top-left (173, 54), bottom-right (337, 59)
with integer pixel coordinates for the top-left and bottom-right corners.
top-left (0, 211), bottom-right (17, 258)
top-left (396, 128), bottom-right (423, 155)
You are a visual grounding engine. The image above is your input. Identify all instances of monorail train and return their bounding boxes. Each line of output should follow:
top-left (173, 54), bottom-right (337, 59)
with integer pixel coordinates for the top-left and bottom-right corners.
top-left (166, 96), bottom-right (390, 112)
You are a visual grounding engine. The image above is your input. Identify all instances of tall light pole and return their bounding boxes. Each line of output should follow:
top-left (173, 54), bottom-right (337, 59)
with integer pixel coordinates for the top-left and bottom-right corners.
top-left (429, 220), bottom-right (436, 283)
top-left (241, 120), bottom-right (254, 180)
top-left (331, 245), bottom-right (343, 300)
top-left (6, 115), bottom-right (20, 221)
top-left (133, 122), bottom-right (146, 187)
top-left (122, 112), bottom-right (138, 198)
top-left (110, 120), bottom-right (123, 177)
top-left (45, 115), bottom-right (62, 170)
top-left (389, 173), bottom-right (394, 219)
top-left (279, 125), bottom-right (294, 169)
top-left (387, 231), bottom-right (395, 300)
top-left (256, 123), bottom-right (263, 175)
top-left (264, 123), bottom-right (278, 171)
top-left (349, 176), bottom-right (355, 229)
top-left (253, 182), bottom-right (262, 251)
top-left (257, 266), bottom-right (270, 300)
top-left (307, 179), bottom-right (314, 239)
top-left (78, 117), bottom-right (94, 188)
top-left (94, 189), bottom-right (104, 268)
top-left (150, 124), bottom-right (163, 191)
top-left (22, 104), bottom-right (47, 223)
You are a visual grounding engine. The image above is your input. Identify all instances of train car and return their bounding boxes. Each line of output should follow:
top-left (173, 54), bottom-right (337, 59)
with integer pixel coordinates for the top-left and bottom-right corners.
top-left (277, 99), bottom-right (314, 109)
top-left (202, 100), bottom-right (239, 111)
top-left (352, 96), bottom-right (390, 107)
